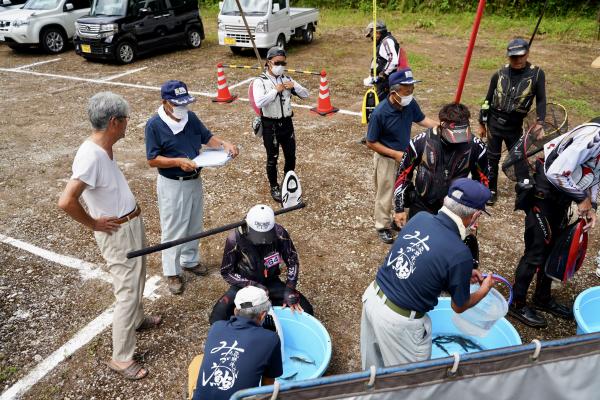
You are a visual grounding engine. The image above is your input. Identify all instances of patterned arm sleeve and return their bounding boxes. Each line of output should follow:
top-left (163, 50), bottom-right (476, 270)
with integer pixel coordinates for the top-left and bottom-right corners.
top-left (471, 137), bottom-right (490, 187)
top-left (381, 37), bottom-right (399, 76)
top-left (393, 134), bottom-right (424, 212)
top-left (220, 232), bottom-right (253, 288)
top-left (277, 225), bottom-right (299, 288)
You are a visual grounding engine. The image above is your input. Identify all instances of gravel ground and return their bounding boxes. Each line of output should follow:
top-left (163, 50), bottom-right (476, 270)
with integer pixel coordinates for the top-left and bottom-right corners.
top-left (0, 18), bottom-right (599, 399)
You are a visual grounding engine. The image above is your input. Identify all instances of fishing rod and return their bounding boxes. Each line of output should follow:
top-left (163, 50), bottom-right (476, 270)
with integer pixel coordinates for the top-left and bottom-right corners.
top-left (529, 0), bottom-right (549, 47)
top-left (126, 202), bottom-right (306, 259)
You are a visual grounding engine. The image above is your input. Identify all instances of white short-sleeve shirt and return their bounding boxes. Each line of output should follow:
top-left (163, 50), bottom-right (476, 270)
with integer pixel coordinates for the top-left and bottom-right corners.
top-left (71, 140), bottom-right (136, 219)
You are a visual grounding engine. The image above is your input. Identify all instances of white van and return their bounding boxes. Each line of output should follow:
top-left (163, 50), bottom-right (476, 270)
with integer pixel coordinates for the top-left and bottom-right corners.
top-left (217, 0), bottom-right (318, 54)
top-left (0, 0), bottom-right (90, 53)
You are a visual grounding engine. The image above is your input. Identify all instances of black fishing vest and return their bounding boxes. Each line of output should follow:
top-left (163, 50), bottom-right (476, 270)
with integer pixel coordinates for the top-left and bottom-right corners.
top-left (376, 33), bottom-right (400, 74)
top-left (234, 229), bottom-right (282, 283)
top-left (491, 64), bottom-right (540, 115)
top-left (415, 128), bottom-right (473, 204)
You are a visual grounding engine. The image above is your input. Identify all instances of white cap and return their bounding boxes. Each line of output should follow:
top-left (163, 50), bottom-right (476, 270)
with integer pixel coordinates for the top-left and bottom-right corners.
top-left (234, 286), bottom-right (270, 309)
top-left (245, 204), bottom-right (276, 245)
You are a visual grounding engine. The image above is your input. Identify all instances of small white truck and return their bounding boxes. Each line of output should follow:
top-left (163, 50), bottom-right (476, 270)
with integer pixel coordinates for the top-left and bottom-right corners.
top-left (218, 0), bottom-right (318, 54)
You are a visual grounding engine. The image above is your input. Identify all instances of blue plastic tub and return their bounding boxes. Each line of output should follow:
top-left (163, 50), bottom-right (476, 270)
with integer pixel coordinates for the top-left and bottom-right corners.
top-left (429, 297), bottom-right (522, 359)
top-left (574, 286), bottom-right (600, 334)
top-left (272, 307), bottom-right (332, 382)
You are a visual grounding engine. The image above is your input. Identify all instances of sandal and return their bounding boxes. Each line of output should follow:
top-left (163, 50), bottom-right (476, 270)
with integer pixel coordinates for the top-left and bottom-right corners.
top-left (106, 360), bottom-right (148, 380)
top-left (136, 315), bottom-right (162, 332)
top-left (183, 264), bottom-right (209, 276)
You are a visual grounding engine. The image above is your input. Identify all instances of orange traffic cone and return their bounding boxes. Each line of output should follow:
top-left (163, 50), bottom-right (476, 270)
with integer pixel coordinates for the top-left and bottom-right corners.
top-left (212, 63), bottom-right (237, 103)
top-left (311, 69), bottom-right (338, 116)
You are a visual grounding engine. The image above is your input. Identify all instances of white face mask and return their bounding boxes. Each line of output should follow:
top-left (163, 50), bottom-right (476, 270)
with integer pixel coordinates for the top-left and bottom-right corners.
top-left (271, 65), bottom-right (285, 76)
top-left (171, 105), bottom-right (188, 119)
top-left (400, 94), bottom-right (413, 107)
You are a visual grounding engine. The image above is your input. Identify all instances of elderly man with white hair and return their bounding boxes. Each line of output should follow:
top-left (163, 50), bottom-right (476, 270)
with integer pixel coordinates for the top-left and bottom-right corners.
top-left (360, 178), bottom-right (495, 368)
top-left (59, 92), bottom-right (161, 380)
top-left (191, 286), bottom-right (283, 400)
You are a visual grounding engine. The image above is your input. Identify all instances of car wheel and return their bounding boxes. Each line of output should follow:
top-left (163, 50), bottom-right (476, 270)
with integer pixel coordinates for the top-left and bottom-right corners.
top-left (303, 26), bottom-right (314, 44)
top-left (276, 34), bottom-right (285, 50)
top-left (186, 27), bottom-right (202, 49)
top-left (230, 46), bottom-right (243, 55)
top-left (40, 27), bottom-right (66, 54)
top-left (115, 41), bottom-right (135, 64)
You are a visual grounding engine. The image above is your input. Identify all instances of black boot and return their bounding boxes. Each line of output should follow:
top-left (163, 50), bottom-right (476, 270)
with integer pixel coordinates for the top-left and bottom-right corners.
top-left (270, 185), bottom-right (282, 203)
top-left (532, 297), bottom-right (574, 320)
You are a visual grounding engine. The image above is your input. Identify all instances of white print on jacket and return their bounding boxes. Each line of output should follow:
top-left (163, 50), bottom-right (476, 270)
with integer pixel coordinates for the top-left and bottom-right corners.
top-left (387, 231), bottom-right (430, 279)
top-left (202, 340), bottom-right (245, 391)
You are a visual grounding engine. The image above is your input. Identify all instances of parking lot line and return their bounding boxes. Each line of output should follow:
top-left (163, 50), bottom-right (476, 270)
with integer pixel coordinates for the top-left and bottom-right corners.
top-left (0, 67), bottom-right (362, 117)
top-left (0, 233), bottom-right (111, 283)
top-left (101, 66), bottom-right (148, 81)
top-left (228, 77), bottom-right (254, 90)
top-left (0, 276), bottom-right (162, 400)
top-left (11, 58), bottom-right (62, 70)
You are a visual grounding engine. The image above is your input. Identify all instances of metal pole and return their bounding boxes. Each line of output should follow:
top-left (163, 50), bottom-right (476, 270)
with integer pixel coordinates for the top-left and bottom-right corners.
top-left (529, 0), bottom-right (549, 47)
top-left (234, 0), bottom-right (262, 67)
top-left (454, 0), bottom-right (486, 104)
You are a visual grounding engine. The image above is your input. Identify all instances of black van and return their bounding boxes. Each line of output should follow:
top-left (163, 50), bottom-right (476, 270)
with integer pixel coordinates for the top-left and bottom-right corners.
top-left (73, 0), bottom-right (204, 64)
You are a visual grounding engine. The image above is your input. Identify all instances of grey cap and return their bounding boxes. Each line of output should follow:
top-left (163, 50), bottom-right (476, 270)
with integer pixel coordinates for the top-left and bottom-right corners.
top-left (365, 20), bottom-right (387, 37)
top-left (266, 46), bottom-right (286, 60)
top-left (507, 38), bottom-right (529, 57)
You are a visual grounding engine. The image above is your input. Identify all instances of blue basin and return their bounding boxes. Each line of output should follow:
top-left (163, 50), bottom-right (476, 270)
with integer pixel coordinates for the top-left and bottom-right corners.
top-left (574, 286), bottom-right (600, 334)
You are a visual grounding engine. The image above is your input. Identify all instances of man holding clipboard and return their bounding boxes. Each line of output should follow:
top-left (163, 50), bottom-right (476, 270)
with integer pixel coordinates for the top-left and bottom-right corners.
top-left (145, 80), bottom-right (239, 295)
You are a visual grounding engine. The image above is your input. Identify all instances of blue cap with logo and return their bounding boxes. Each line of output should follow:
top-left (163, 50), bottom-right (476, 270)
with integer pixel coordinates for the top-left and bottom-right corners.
top-left (507, 38), bottom-right (529, 57)
top-left (389, 68), bottom-right (422, 86)
top-left (160, 80), bottom-right (196, 105)
top-left (448, 178), bottom-right (491, 215)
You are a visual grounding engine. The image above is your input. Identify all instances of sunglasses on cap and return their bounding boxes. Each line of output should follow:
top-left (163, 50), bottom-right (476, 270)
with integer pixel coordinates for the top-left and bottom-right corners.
top-left (272, 61), bottom-right (287, 66)
top-left (440, 122), bottom-right (472, 144)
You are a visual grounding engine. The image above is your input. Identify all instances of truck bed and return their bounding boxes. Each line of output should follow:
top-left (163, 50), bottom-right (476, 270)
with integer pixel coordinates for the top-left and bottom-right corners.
top-left (289, 7), bottom-right (318, 29)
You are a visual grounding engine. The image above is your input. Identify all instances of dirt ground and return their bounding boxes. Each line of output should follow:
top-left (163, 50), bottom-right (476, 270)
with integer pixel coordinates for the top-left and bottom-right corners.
top-left (1, 16), bottom-right (599, 400)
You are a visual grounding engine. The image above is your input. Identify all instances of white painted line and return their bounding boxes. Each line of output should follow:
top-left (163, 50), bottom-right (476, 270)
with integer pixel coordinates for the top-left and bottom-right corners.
top-left (12, 58), bottom-right (62, 70)
top-left (0, 233), bottom-right (111, 283)
top-left (0, 275), bottom-right (162, 400)
top-left (0, 67), bottom-right (362, 117)
top-left (228, 77), bottom-right (254, 90)
top-left (101, 66), bottom-right (148, 82)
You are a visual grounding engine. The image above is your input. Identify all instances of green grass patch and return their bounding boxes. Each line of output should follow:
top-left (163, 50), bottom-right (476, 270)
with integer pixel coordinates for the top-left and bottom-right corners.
top-left (474, 56), bottom-right (504, 70)
top-left (560, 99), bottom-right (596, 120)
top-left (0, 366), bottom-right (18, 384)
top-left (407, 52), bottom-right (432, 70)
top-left (561, 73), bottom-right (590, 87)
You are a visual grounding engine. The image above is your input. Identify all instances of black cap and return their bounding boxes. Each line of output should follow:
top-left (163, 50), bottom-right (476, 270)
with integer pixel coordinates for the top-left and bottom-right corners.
top-left (507, 38), bottom-right (529, 57)
top-left (266, 46), bottom-right (286, 60)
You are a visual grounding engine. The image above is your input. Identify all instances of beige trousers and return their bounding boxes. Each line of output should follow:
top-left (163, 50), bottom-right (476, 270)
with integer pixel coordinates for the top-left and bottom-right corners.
top-left (95, 215), bottom-right (146, 362)
top-left (373, 152), bottom-right (400, 230)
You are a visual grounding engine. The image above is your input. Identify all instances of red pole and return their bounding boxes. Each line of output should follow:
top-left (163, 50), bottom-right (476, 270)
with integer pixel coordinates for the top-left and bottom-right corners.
top-left (454, 0), bottom-right (486, 103)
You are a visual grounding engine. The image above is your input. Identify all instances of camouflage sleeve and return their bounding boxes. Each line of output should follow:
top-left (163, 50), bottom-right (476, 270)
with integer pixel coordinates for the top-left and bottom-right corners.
top-left (393, 133), bottom-right (425, 212)
top-left (221, 231), bottom-right (253, 288)
top-left (277, 225), bottom-right (299, 288)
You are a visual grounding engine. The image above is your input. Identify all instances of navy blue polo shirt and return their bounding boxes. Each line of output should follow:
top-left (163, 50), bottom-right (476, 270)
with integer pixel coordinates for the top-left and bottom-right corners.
top-left (193, 316), bottom-right (282, 400)
top-left (366, 98), bottom-right (425, 151)
top-left (375, 211), bottom-right (472, 313)
top-left (145, 111), bottom-right (213, 179)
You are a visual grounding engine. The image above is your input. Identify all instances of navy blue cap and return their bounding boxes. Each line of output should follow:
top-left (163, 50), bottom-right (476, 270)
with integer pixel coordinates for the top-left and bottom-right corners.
top-left (507, 38), bottom-right (529, 57)
top-left (160, 80), bottom-right (196, 105)
top-left (448, 178), bottom-right (491, 214)
top-left (389, 68), bottom-right (421, 86)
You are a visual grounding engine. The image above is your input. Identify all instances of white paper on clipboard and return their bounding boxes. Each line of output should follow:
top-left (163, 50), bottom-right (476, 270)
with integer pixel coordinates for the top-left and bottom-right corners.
top-left (192, 148), bottom-right (232, 168)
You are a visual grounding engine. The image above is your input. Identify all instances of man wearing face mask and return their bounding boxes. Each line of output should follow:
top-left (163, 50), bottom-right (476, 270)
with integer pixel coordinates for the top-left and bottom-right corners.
top-left (393, 103), bottom-right (489, 227)
top-left (145, 80), bottom-right (239, 295)
top-left (366, 68), bottom-right (438, 244)
top-left (479, 38), bottom-right (546, 205)
top-left (252, 47), bottom-right (309, 203)
top-left (209, 204), bottom-right (313, 324)
top-left (361, 179), bottom-right (495, 367)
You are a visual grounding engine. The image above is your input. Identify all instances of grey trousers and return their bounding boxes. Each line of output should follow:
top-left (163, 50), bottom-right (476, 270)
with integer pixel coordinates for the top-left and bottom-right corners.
top-left (360, 282), bottom-right (432, 369)
top-left (95, 215), bottom-right (146, 361)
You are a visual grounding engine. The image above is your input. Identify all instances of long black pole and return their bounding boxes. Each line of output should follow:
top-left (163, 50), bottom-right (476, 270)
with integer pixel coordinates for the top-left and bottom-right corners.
top-left (126, 202), bottom-right (306, 259)
top-left (529, 0), bottom-right (549, 47)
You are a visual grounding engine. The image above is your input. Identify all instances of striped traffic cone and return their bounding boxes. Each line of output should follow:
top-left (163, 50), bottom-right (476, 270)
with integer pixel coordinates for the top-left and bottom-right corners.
top-left (311, 69), bottom-right (338, 116)
top-left (212, 63), bottom-right (237, 103)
